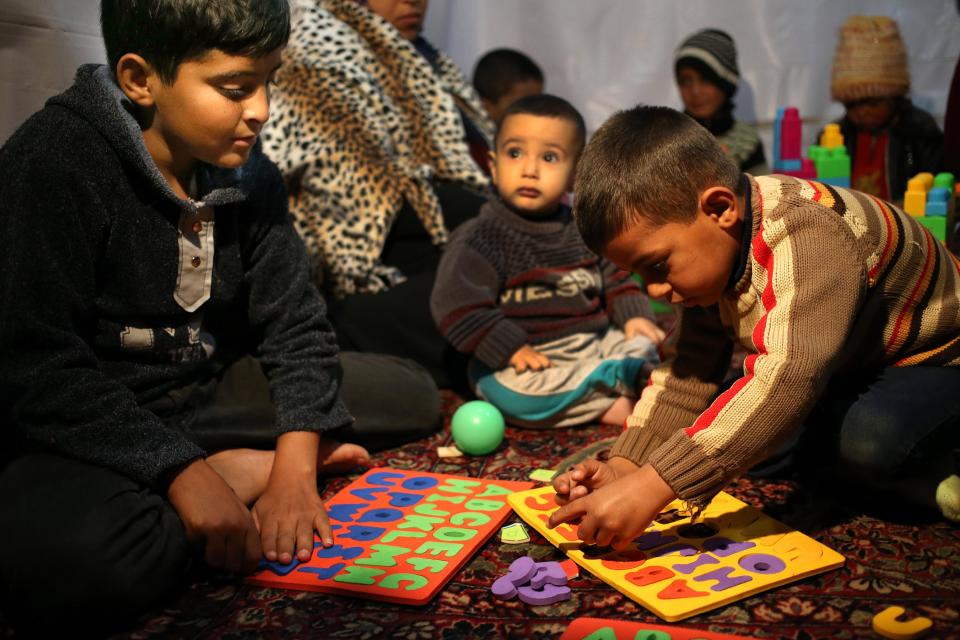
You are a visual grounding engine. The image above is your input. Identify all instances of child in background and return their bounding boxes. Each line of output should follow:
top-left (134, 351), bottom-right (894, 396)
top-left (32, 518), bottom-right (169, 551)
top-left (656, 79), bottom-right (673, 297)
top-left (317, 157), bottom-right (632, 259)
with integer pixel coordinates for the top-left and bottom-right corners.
top-left (674, 28), bottom-right (768, 175)
top-left (471, 48), bottom-right (545, 173)
top-left (830, 15), bottom-right (942, 202)
top-left (549, 106), bottom-right (960, 548)
top-left (431, 95), bottom-right (665, 429)
top-left (473, 48), bottom-right (545, 124)
top-left (0, 0), bottom-right (440, 631)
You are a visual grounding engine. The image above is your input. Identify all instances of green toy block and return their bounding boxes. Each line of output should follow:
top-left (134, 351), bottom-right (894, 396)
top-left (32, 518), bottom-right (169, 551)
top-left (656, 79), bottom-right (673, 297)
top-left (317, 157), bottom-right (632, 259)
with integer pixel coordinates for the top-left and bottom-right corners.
top-left (934, 172), bottom-right (955, 192)
top-left (810, 145), bottom-right (850, 180)
top-left (916, 216), bottom-right (947, 243)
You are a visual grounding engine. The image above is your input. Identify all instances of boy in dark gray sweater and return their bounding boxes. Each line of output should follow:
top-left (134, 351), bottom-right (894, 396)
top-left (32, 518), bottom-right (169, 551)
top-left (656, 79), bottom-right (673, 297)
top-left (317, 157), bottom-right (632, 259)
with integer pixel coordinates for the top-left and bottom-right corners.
top-left (0, 0), bottom-right (438, 630)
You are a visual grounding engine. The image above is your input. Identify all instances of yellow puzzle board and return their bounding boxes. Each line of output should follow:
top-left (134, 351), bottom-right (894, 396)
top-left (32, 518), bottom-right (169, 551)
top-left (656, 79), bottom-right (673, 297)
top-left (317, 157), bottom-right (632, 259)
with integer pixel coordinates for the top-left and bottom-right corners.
top-left (508, 486), bottom-right (845, 622)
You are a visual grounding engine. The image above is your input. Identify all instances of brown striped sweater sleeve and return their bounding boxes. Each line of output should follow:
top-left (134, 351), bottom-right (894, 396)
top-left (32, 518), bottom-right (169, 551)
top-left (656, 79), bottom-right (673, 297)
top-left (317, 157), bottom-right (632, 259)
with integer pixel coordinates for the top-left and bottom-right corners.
top-left (610, 175), bottom-right (960, 506)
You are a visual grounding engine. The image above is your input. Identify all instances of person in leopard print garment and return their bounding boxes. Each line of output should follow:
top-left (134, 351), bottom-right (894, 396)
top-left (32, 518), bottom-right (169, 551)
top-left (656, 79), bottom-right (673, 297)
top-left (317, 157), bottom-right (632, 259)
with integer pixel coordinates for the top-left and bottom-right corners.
top-left (263, 0), bottom-right (495, 387)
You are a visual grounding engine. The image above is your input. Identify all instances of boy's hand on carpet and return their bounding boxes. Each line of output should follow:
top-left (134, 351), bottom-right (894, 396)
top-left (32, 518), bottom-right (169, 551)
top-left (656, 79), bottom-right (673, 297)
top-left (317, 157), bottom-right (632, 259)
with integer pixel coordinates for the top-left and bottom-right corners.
top-left (253, 475), bottom-right (332, 566)
top-left (168, 459), bottom-right (262, 574)
top-left (548, 463), bottom-right (676, 550)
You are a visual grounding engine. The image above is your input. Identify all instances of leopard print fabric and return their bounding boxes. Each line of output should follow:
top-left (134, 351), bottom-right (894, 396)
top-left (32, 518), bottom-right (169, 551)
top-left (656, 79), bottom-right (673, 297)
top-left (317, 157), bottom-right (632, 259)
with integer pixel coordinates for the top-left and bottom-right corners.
top-left (262, 0), bottom-right (493, 297)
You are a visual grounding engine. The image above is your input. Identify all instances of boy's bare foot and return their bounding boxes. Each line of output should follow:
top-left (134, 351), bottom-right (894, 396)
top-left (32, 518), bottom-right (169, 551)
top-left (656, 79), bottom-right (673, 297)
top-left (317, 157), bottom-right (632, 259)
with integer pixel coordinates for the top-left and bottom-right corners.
top-left (207, 448), bottom-right (274, 506)
top-left (206, 440), bottom-right (368, 506)
top-left (317, 439), bottom-right (370, 475)
top-left (600, 396), bottom-right (635, 426)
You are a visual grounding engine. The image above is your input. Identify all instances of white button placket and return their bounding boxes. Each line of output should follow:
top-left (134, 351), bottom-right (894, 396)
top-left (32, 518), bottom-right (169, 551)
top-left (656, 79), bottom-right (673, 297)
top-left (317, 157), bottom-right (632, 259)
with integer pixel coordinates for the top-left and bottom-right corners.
top-left (174, 204), bottom-right (216, 312)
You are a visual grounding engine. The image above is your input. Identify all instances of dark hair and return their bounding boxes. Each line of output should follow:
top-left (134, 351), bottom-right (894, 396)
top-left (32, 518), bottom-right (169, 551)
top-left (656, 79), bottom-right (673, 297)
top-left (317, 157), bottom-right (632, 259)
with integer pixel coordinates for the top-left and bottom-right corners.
top-left (100, 0), bottom-right (290, 83)
top-left (574, 105), bottom-right (741, 254)
top-left (473, 48), bottom-right (544, 102)
top-left (496, 93), bottom-right (587, 154)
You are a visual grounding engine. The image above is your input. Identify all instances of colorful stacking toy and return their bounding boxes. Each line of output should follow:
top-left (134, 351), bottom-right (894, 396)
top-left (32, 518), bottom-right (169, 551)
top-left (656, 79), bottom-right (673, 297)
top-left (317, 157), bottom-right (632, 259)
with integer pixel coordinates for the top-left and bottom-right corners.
top-left (772, 106), bottom-right (850, 187)
top-left (902, 171), bottom-right (955, 245)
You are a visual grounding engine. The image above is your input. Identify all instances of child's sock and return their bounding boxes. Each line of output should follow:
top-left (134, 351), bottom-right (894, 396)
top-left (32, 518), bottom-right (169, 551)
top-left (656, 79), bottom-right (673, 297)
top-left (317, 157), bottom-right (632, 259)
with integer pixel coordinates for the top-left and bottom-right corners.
top-left (936, 475), bottom-right (960, 523)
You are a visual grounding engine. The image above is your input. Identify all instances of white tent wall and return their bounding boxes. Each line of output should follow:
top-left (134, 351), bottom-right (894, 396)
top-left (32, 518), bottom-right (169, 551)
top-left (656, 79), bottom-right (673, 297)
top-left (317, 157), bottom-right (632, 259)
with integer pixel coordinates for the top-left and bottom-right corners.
top-left (1, 0), bottom-right (958, 161)
top-left (424, 0), bottom-right (960, 162)
top-left (1, 1), bottom-right (105, 143)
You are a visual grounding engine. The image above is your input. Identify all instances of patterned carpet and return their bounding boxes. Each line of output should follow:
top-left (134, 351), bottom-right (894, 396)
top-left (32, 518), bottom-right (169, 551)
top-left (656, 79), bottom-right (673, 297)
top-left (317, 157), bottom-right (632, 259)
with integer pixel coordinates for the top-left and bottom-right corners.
top-left (4, 391), bottom-right (958, 639)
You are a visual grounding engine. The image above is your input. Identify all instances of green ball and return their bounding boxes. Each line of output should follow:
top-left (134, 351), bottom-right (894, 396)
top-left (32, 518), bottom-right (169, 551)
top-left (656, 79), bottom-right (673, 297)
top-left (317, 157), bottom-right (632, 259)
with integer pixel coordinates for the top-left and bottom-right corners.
top-left (450, 400), bottom-right (505, 455)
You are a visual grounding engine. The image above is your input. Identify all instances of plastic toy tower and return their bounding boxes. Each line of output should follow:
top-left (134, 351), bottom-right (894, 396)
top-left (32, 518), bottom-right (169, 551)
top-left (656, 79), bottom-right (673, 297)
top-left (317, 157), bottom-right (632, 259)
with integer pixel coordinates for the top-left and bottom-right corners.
top-left (771, 107), bottom-right (851, 187)
top-left (903, 171), bottom-right (956, 245)
top-left (772, 107), bottom-right (815, 179)
top-left (807, 124), bottom-right (850, 188)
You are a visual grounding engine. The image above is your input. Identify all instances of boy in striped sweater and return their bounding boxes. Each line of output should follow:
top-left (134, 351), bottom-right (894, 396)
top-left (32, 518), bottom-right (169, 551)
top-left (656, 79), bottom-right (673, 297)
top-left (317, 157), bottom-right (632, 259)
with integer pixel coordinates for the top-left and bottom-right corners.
top-left (431, 95), bottom-right (664, 428)
top-left (550, 106), bottom-right (960, 545)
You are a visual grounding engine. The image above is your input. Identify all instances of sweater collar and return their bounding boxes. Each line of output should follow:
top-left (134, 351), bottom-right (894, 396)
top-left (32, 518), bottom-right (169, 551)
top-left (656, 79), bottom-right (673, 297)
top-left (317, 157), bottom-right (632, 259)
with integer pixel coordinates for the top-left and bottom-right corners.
top-left (727, 173), bottom-right (757, 294)
top-left (482, 194), bottom-right (571, 235)
top-left (47, 64), bottom-right (249, 214)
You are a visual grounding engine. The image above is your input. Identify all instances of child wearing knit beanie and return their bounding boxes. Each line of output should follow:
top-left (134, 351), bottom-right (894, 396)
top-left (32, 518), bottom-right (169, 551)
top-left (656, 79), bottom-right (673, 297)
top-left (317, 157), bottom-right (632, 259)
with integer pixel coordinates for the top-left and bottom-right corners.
top-left (674, 28), bottom-right (768, 175)
top-left (830, 15), bottom-right (942, 202)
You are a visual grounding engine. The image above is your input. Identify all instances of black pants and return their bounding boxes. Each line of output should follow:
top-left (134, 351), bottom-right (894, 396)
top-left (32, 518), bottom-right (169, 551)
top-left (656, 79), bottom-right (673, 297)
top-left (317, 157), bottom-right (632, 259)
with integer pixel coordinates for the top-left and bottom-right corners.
top-left (750, 365), bottom-right (960, 514)
top-left (0, 351), bottom-right (440, 633)
top-left (328, 182), bottom-right (485, 390)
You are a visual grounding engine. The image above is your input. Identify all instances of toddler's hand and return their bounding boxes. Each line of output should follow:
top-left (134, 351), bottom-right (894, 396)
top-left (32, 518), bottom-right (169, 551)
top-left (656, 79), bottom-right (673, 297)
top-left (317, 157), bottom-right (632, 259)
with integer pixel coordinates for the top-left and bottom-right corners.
top-left (624, 317), bottom-right (666, 345)
top-left (509, 344), bottom-right (552, 373)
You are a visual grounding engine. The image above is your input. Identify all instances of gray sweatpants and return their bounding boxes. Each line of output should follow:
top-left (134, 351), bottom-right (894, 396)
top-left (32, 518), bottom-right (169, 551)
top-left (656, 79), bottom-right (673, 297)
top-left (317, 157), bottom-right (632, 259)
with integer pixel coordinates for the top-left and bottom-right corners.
top-left (471, 329), bottom-right (659, 428)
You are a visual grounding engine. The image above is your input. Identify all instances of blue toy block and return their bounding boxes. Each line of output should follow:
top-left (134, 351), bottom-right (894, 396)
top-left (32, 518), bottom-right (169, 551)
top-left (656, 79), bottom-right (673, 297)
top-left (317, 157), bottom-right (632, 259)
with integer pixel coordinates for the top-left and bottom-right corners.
top-left (819, 177), bottom-right (851, 188)
top-left (779, 159), bottom-right (802, 171)
top-left (773, 107), bottom-right (785, 168)
top-left (925, 187), bottom-right (950, 217)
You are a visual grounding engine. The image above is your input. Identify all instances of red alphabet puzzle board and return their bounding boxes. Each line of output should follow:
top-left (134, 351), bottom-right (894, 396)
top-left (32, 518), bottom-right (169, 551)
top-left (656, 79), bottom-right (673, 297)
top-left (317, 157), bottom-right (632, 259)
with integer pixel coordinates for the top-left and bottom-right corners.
top-left (509, 486), bottom-right (845, 621)
top-left (560, 616), bottom-right (753, 639)
top-left (247, 468), bottom-right (533, 604)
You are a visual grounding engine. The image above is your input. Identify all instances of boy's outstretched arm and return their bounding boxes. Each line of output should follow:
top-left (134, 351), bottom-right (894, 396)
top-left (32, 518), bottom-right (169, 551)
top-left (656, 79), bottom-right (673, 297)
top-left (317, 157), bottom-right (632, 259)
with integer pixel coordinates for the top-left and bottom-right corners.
top-left (549, 463), bottom-right (676, 550)
top-left (251, 431), bottom-right (330, 565)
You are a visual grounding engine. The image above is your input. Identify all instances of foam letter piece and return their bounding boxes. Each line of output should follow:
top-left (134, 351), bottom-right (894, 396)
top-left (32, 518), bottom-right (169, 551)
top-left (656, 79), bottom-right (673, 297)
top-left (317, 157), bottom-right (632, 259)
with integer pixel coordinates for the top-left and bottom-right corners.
top-left (257, 557), bottom-right (302, 576)
top-left (339, 525), bottom-right (385, 542)
top-left (388, 492), bottom-right (424, 507)
top-left (656, 578), bottom-right (710, 599)
top-left (350, 487), bottom-right (387, 501)
top-left (491, 556), bottom-right (538, 600)
top-left (402, 476), bottom-right (439, 491)
top-left (327, 503), bottom-right (364, 523)
top-left (530, 561), bottom-right (568, 589)
top-left (872, 606), bottom-right (933, 640)
top-left (316, 544), bottom-right (364, 560)
top-left (702, 537), bottom-right (755, 557)
top-left (366, 471), bottom-right (404, 486)
top-left (517, 583), bottom-right (572, 605)
top-left (296, 563), bottom-right (344, 580)
top-left (633, 531), bottom-right (677, 550)
top-left (500, 522), bottom-right (531, 544)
